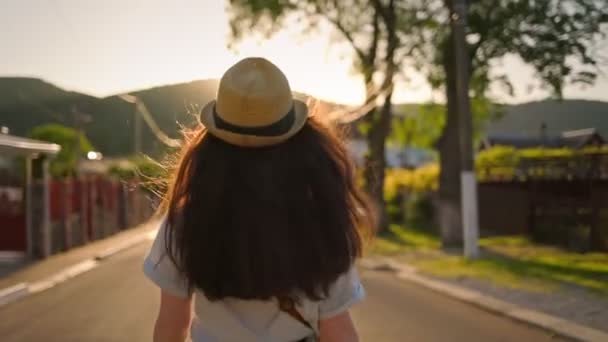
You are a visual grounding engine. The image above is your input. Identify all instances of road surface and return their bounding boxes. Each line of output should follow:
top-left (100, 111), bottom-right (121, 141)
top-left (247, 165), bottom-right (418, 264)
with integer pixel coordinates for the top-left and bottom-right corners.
top-left (0, 242), bottom-right (564, 341)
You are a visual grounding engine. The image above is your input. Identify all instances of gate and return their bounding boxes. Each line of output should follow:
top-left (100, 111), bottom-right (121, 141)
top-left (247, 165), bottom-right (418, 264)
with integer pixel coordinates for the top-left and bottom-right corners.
top-left (0, 184), bottom-right (26, 251)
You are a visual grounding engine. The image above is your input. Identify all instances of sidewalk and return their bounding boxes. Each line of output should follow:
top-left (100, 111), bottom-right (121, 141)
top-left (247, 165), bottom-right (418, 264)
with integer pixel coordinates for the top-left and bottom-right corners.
top-left (361, 256), bottom-right (608, 342)
top-left (0, 221), bottom-right (158, 292)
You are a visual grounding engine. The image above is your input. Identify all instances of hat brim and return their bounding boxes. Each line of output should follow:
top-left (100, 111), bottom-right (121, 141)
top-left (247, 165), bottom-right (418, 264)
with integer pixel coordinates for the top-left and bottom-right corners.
top-left (199, 99), bottom-right (309, 148)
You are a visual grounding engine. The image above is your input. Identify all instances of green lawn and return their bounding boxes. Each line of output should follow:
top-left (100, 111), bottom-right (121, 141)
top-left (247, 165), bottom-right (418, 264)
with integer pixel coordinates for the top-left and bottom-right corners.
top-left (370, 224), bottom-right (440, 255)
top-left (370, 226), bottom-right (608, 294)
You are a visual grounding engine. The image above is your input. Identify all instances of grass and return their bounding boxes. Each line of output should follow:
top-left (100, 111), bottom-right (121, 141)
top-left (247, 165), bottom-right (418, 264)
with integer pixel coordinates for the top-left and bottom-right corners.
top-left (370, 224), bottom-right (440, 255)
top-left (370, 226), bottom-right (608, 294)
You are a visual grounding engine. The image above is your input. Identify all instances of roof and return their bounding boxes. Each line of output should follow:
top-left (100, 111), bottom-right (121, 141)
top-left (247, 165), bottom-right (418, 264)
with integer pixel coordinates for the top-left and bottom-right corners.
top-left (481, 135), bottom-right (563, 149)
top-left (0, 133), bottom-right (61, 156)
top-left (482, 128), bottom-right (606, 150)
top-left (561, 128), bottom-right (598, 138)
top-left (560, 128), bottom-right (605, 149)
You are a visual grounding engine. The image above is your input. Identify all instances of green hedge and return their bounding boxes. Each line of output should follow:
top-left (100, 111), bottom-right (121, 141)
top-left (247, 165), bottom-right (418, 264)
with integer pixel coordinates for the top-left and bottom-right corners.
top-left (385, 146), bottom-right (608, 229)
top-left (386, 146), bottom-right (608, 196)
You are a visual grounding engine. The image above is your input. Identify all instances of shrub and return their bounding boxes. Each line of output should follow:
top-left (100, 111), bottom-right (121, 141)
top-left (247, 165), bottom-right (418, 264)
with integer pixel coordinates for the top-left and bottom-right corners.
top-left (384, 167), bottom-right (437, 228)
top-left (404, 192), bottom-right (435, 229)
top-left (29, 124), bottom-right (94, 177)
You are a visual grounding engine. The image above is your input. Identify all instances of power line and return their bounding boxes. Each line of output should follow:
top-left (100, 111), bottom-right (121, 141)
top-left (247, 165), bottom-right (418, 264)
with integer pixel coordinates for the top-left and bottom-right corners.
top-left (325, 80), bottom-right (394, 124)
top-left (118, 94), bottom-right (181, 149)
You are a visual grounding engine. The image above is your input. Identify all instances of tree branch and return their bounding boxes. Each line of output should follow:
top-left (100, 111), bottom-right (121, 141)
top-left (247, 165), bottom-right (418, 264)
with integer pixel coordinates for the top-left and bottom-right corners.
top-left (326, 16), bottom-right (366, 62)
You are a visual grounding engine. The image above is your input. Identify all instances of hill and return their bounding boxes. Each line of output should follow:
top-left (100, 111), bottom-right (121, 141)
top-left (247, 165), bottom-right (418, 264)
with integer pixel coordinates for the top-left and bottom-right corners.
top-left (0, 78), bottom-right (218, 156)
top-left (487, 100), bottom-right (608, 137)
top-left (0, 78), bottom-right (96, 136)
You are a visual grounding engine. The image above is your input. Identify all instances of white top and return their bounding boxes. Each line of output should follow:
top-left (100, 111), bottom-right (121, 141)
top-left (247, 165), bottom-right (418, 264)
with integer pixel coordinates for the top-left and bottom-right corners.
top-left (143, 221), bottom-right (365, 342)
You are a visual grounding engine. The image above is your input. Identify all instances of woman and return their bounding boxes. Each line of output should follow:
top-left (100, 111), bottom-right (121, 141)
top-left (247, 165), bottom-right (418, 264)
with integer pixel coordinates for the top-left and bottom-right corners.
top-left (143, 57), bottom-right (374, 342)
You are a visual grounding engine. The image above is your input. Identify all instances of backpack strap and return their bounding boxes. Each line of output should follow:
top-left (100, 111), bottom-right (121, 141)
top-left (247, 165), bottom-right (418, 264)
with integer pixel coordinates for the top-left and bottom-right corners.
top-left (278, 296), bottom-right (313, 330)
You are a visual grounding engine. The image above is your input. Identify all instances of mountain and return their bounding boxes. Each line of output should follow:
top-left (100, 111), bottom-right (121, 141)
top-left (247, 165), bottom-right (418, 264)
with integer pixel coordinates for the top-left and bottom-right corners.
top-left (0, 78), bottom-right (218, 156)
top-left (486, 100), bottom-right (608, 138)
top-left (0, 78), bottom-right (95, 136)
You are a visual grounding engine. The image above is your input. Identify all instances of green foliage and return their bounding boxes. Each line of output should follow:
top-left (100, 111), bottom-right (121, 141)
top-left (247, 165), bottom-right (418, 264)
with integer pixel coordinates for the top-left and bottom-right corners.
top-left (385, 164), bottom-right (440, 196)
top-left (413, 0), bottom-right (608, 98)
top-left (108, 156), bottom-right (168, 198)
top-left (404, 192), bottom-right (435, 229)
top-left (476, 145), bottom-right (519, 167)
top-left (475, 145), bottom-right (608, 180)
top-left (373, 228), bottom-right (608, 294)
top-left (390, 98), bottom-right (503, 150)
top-left (29, 124), bottom-right (94, 177)
top-left (371, 224), bottom-right (440, 255)
top-left (108, 156), bottom-right (166, 180)
top-left (107, 164), bottom-right (135, 180)
top-left (411, 1), bottom-right (607, 246)
top-left (385, 168), bottom-right (438, 229)
top-left (388, 146), bottom-right (608, 195)
top-left (389, 103), bottom-right (445, 149)
top-left (414, 235), bottom-right (608, 294)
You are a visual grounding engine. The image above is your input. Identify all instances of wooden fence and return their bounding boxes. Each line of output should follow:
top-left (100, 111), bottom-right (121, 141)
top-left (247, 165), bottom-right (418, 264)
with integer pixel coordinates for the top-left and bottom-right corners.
top-left (47, 176), bottom-right (153, 255)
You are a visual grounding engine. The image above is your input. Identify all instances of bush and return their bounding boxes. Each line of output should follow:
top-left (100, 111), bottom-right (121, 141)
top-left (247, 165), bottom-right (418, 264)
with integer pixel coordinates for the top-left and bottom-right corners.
top-left (384, 164), bottom-right (438, 198)
top-left (107, 157), bottom-right (167, 198)
top-left (404, 192), bottom-right (435, 229)
top-left (384, 167), bottom-right (437, 228)
top-left (29, 124), bottom-right (94, 177)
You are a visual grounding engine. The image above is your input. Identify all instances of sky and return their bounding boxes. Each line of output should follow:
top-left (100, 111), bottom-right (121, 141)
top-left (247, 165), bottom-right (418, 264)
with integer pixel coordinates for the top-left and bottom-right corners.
top-left (1, 0), bottom-right (607, 105)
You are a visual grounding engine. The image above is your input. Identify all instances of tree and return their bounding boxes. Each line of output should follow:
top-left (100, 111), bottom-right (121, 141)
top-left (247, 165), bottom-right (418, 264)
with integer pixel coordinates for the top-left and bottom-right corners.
top-left (406, 0), bottom-right (608, 246)
top-left (29, 124), bottom-right (94, 177)
top-left (389, 99), bottom-right (496, 151)
top-left (227, 0), bottom-right (412, 229)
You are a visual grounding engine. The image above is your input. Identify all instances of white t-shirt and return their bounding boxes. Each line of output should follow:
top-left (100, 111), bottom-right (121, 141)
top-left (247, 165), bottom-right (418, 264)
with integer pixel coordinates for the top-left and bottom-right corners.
top-left (143, 221), bottom-right (365, 342)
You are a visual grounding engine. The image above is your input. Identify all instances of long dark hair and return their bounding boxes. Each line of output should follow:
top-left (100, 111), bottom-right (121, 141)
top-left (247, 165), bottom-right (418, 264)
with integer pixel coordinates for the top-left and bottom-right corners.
top-left (159, 117), bottom-right (374, 301)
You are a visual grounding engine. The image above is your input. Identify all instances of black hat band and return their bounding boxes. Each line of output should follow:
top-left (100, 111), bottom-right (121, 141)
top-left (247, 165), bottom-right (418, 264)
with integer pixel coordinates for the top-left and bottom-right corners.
top-left (212, 105), bottom-right (295, 137)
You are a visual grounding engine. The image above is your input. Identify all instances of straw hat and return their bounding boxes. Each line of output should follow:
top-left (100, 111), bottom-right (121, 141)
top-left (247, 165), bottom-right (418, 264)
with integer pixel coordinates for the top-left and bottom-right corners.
top-left (200, 57), bottom-right (309, 147)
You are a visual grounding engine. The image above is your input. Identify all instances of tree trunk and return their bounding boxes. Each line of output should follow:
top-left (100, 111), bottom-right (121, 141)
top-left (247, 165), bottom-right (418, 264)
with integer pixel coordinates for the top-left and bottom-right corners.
top-left (363, 91), bottom-right (393, 230)
top-left (438, 32), bottom-right (464, 247)
top-left (362, 0), bottom-right (397, 231)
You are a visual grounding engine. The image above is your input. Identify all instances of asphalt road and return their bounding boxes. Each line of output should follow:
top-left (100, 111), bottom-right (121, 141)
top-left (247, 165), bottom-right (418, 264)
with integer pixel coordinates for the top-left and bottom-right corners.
top-left (0, 242), bottom-right (565, 342)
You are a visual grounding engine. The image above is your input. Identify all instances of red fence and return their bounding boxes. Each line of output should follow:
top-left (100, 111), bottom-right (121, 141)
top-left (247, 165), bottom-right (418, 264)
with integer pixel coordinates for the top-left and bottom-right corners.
top-left (0, 185), bottom-right (26, 251)
top-left (48, 176), bottom-right (153, 254)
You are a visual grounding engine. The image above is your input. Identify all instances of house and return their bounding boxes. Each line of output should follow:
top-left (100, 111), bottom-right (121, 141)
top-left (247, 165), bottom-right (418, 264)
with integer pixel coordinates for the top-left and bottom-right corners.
top-left (0, 130), bottom-right (60, 259)
top-left (560, 128), bottom-right (605, 148)
top-left (479, 127), bottom-right (606, 151)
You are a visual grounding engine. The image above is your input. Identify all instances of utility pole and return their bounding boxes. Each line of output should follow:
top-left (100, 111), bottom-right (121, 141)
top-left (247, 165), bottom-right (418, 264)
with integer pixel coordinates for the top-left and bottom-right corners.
top-left (451, 0), bottom-right (479, 258)
top-left (71, 106), bottom-right (92, 169)
top-left (134, 102), bottom-right (142, 156)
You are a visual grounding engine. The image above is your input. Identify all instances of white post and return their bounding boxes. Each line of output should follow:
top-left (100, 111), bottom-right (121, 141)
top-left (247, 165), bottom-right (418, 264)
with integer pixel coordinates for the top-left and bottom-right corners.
top-left (461, 171), bottom-right (479, 258)
top-left (41, 158), bottom-right (52, 257)
top-left (25, 157), bottom-right (33, 257)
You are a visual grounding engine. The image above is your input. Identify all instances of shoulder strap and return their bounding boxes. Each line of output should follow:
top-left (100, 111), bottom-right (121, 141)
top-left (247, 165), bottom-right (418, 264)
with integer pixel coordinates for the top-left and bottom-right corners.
top-left (278, 296), bottom-right (313, 330)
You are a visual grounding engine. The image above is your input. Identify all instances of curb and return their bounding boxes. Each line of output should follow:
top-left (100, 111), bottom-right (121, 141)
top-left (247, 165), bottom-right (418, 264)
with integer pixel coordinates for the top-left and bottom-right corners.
top-left (95, 230), bottom-right (156, 261)
top-left (0, 283), bottom-right (29, 307)
top-left (0, 229), bottom-right (157, 309)
top-left (362, 258), bottom-right (608, 342)
top-left (28, 259), bottom-right (99, 294)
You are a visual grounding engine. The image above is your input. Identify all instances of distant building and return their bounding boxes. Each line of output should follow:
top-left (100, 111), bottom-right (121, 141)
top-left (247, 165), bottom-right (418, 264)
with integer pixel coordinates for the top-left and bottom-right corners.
top-left (479, 128), bottom-right (606, 151)
top-left (347, 139), bottom-right (435, 169)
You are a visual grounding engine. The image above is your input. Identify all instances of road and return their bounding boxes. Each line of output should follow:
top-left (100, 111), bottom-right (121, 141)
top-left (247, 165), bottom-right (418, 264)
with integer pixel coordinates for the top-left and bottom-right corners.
top-left (0, 242), bottom-right (565, 342)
